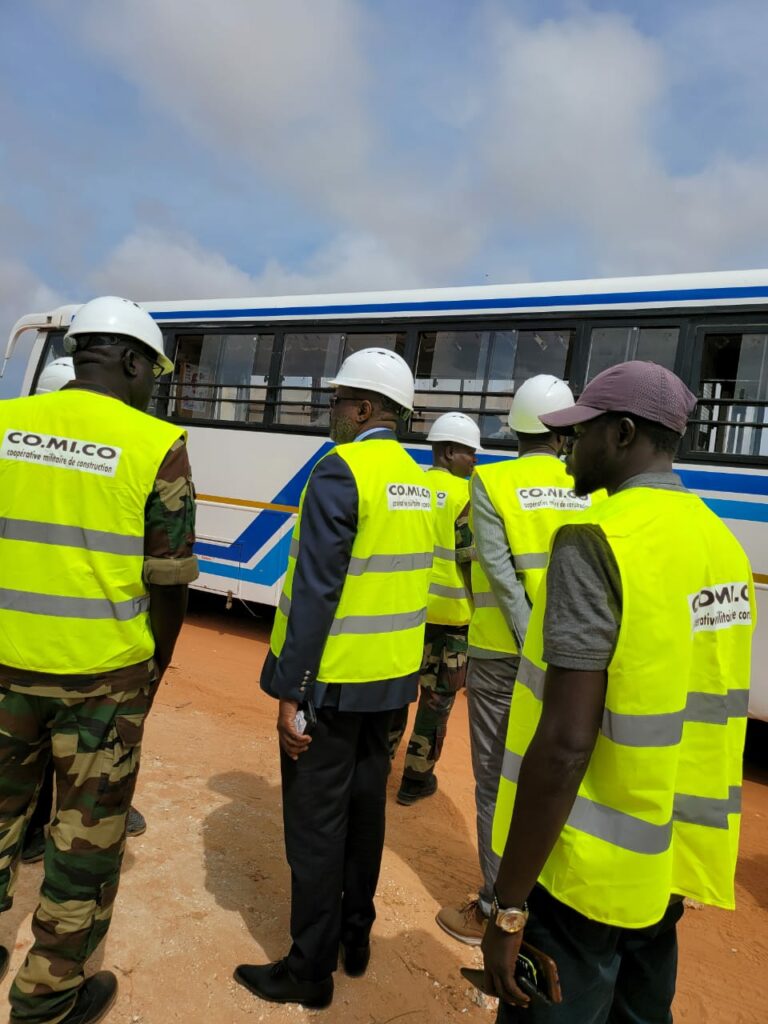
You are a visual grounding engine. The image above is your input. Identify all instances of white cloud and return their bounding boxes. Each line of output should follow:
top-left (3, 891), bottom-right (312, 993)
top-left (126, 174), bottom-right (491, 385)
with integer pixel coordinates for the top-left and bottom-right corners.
top-left (13, 0), bottom-right (768, 299)
top-left (89, 228), bottom-right (256, 300)
top-left (89, 225), bottom-right (437, 300)
top-left (76, 0), bottom-right (372, 205)
top-left (69, 0), bottom-right (486, 283)
top-left (472, 8), bottom-right (768, 274)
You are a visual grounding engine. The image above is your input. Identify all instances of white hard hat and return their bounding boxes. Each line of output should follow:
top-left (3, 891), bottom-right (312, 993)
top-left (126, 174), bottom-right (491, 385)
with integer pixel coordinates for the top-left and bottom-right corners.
top-left (328, 347), bottom-right (414, 412)
top-left (64, 296), bottom-right (174, 376)
top-left (508, 375), bottom-right (575, 434)
top-left (36, 357), bottom-right (75, 394)
top-left (427, 412), bottom-right (482, 450)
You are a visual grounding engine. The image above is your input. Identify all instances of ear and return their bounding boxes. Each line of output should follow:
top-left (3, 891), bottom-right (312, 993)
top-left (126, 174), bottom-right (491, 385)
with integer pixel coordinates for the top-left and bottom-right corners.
top-left (356, 398), bottom-right (374, 423)
top-left (616, 416), bottom-right (637, 449)
top-left (121, 348), bottom-right (140, 379)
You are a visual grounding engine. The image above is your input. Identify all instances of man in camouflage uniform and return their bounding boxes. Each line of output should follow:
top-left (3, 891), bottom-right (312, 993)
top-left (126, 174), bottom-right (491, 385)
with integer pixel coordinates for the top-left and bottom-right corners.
top-left (0, 297), bottom-right (197, 1024)
top-left (19, 358), bottom-right (148, 868)
top-left (389, 413), bottom-right (479, 805)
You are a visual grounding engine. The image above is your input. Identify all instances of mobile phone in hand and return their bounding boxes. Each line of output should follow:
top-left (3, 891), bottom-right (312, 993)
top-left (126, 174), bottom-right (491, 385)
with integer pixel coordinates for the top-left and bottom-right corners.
top-left (293, 699), bottom-right (317, 736)
top-left (460, 941), bottom-right (562, 1005)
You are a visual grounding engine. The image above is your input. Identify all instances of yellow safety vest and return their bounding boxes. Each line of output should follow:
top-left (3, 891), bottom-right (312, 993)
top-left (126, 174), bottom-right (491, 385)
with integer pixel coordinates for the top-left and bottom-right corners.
top-left (469, 455), bottom-right (596, 656)
top-left (0, 389), bottom-right (184, 674)
top-left (271, 438), bottom-right (435, 683)
top-left (425, 467), bottom-right (471, 628)
top-left (493, 486), bottom-right (755, 927)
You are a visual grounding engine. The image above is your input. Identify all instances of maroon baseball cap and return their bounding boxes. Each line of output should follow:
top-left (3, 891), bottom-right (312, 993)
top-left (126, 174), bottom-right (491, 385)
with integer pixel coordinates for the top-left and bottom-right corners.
top-left (540, 361), bottom-right (697, 435)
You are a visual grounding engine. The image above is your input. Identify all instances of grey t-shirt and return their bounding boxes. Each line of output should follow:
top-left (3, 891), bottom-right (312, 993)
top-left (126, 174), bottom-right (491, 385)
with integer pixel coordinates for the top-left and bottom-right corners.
top-left (542, 472), bottom-right (688, 671)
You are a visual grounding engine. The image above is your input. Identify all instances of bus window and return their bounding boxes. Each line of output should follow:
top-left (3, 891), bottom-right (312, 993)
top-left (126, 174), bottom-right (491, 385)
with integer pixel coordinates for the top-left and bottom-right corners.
top-left (693, 331), bottom-right (768, 458)
top-left (636, 327), bottom-right (679, 369)
top-left (414, 328), bottom-right (572, 440)
top-left (171, 333), bottom-right (274, 423)
top-left (586, 326), bottom-right (679, 382)
top-left (275, 332), bottom-right (406, 428)
top-left (341, 332), bottom-right (405, 358)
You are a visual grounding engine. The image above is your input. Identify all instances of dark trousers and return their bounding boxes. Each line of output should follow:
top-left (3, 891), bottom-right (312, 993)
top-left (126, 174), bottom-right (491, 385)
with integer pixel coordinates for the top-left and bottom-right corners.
top-left (497, 886), bottom-right (684, 1024)
top-left (280, 705), bottom-right (393, 982)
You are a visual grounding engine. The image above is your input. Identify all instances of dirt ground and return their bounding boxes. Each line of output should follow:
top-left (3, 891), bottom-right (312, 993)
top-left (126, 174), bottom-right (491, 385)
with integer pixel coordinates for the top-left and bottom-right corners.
top-left (2, 594), bottom-right (766, 1023)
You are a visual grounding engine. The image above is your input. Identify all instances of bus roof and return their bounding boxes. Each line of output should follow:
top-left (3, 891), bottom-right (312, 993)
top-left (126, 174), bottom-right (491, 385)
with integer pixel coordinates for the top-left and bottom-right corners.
top-left (54, 268), bottom-right (768, 324)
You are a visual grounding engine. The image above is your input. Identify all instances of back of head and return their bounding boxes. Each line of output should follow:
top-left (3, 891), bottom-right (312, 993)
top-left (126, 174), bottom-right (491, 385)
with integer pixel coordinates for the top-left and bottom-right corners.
top-left (35, 357), bottom-right (75, 394)
top-left (64, 295), bottom-right (174, 376)
top-left (427, 412), bottom-right (481, 450)
top-left (508, 375), bottom-right (574, 436)
top-left (329, 347), bottom-right (414, 415)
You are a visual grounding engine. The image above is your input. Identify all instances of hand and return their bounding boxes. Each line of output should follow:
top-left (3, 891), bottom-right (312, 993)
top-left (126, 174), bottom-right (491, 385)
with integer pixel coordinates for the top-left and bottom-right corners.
top-left (481, 920), bottom-right (530, 1008)
top-left (277, 699), bottom-right (312, 760)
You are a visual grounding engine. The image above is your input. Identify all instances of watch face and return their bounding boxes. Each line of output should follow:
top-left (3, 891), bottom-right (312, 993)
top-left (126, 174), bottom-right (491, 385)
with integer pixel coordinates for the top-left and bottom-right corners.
top-left (496, 909), bottom-right (527, 934)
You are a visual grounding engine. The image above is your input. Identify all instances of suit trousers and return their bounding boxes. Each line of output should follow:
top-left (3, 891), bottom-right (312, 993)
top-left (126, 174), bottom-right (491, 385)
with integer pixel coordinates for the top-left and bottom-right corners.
top-left (280, 704), bottom-right (393, 982)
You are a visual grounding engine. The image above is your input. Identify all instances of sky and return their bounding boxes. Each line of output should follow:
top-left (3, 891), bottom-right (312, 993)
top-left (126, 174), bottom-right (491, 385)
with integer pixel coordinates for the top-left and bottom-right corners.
top-left (2, 0), bottom-right (768, 395)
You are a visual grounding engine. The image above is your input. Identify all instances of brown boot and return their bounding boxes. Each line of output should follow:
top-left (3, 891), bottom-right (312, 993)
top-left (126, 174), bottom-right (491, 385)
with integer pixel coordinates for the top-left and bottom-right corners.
top-left (436, 897), bottom-right (488, 946)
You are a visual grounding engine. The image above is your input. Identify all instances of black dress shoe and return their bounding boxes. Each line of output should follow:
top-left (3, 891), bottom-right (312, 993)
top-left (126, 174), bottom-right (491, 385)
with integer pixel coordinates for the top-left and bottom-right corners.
top-left (58, 971), bottom-right (118, 1024)
top-left (341, 942), bottom-right (370, 978)
top-left (0, 945), bottom-right (9, 984)
top-left (234, 960), bottom-right (333, 1009)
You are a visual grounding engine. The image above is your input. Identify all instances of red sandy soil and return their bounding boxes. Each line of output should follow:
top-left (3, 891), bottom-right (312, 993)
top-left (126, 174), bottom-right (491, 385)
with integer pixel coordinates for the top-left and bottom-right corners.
top-left (2, 594), bottom-right (766, 1023)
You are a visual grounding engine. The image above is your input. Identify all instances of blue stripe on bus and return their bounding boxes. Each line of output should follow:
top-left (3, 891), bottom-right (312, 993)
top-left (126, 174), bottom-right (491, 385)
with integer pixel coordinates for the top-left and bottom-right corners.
top-left (198, 531), bottom-right (294, 586)
top-left (193, 441), bottom-right (333, 561)
top-left (193, 443), bottom-right (513, 565)
top-left (701, 497), bottom-right (768, 523)
top-left (677, 468), bottom-right (768, 496)
top-left (192, 441), bottom-right (768, 569)
top-left (150, 284), bottom-right (768, 322)
top-left (197, 493), bottom-right (767, 588)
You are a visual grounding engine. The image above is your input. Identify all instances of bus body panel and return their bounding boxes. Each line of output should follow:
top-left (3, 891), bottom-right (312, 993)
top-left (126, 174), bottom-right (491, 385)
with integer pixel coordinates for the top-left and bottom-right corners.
top-left (5, 270), bottom-right (767, 719)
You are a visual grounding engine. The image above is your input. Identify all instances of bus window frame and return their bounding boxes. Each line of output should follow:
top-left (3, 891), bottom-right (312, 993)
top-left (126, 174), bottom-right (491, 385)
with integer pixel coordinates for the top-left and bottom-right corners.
top-left (30, 311), bottom-right (768, 466)
top-left (680, 320), bottom-right (768, 465)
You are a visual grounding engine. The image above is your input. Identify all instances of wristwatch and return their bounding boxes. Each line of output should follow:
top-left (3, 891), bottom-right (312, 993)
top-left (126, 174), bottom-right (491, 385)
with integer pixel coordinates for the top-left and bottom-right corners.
top-left (491, 892), bottom-right (529, 934)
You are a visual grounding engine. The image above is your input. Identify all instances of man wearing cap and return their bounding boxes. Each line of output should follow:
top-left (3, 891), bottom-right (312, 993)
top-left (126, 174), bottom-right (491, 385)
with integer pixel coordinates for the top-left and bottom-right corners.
top-left (483, 362), bottom-right (755, 1022)
top-left (236, 348), bottom-right (434, 1010)
top-left (0, 297), bottom-right (198, 1024)
top-left (389, 411), bottom-right (480, 806)
top-left (437, 375), bottom-right (599, 946)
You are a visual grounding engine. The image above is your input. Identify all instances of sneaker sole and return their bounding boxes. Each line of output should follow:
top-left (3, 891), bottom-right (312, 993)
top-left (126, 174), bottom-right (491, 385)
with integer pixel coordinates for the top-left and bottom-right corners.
top-left (126, 826), bottom-right (147, 838)
top-left (396, 783), bottom-right (438, 806)
top-left (435, 914), bottom-right (484, 946)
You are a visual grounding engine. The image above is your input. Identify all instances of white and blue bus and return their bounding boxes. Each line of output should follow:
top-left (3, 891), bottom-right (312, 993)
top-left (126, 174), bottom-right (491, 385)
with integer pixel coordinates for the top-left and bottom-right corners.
top-left (4, 269), bottom-right (767, 717)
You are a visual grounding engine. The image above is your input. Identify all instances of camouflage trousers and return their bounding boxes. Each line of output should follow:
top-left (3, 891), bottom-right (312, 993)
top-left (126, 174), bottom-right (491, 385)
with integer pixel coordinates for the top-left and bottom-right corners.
top-left (389, 624), bottom-right (468, 781)
top-left (0, 683), bottom-right (152, 1024)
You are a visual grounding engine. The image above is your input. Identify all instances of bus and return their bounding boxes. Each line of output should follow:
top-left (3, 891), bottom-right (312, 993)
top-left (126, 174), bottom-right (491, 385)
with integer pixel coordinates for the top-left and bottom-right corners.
top-left (3, 269), bottom-right (767, 718)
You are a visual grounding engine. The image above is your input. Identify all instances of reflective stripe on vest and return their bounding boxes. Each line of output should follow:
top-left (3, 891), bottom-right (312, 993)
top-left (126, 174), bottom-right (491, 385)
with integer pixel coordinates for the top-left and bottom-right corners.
top-left (0, 389), bottom-right (184, 674)
top-left (271, 439), bottom-right (434, 683)
top-left (492, 487), bottom-right (755, 928)
top-left (425, 467), bottom-right (471, 627)
top-left (469, 455), bottom-right (596, 656)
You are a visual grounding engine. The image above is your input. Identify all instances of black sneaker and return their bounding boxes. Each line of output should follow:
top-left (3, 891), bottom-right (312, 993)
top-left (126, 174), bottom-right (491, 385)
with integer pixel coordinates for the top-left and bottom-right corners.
top-left (396, 775), bottom-right (438, 806)
top-left (126, 807), bottom-right (146, 838)
top-left (59, 971), bottom-right (118, 1024)
top-left (234, 959), bottom-right (333, 1009)
top-left (0, 945), bottom-right (9, 983)
top-left (21, 828), bottom-right (46, 864)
